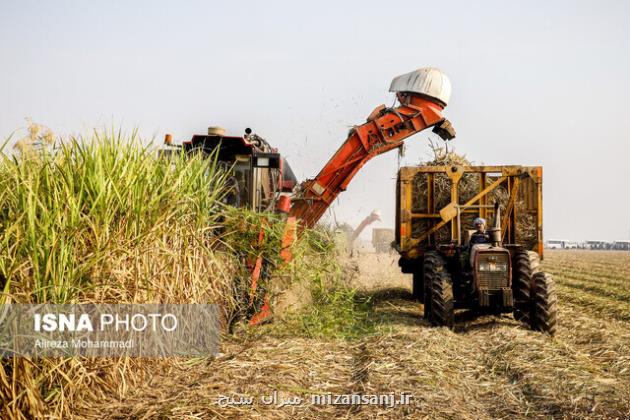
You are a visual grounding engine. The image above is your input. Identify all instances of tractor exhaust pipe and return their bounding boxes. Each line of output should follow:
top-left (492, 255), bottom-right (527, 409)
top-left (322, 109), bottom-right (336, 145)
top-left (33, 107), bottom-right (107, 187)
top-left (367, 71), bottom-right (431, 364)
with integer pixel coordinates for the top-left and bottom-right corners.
top-left (488, 202), bottom-right (502, 246)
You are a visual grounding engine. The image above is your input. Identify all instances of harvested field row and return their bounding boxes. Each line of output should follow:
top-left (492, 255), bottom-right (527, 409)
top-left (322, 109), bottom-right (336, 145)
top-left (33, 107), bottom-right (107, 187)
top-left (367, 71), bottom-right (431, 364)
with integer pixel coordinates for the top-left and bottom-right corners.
top-left (556, 284), bottom-right (630, 322)
top-left (545, 268), bottom-right (630, 290)
top-left (543, 249), bottom-right (630, 322)
top-left (556, 304), bottom-right (630, 377)
top-left (553, 275), bottom-right (630, 302)
top-left (544, 251), bottom-right (630, 274)
top-left (546, 262), bottom-right (630, 278)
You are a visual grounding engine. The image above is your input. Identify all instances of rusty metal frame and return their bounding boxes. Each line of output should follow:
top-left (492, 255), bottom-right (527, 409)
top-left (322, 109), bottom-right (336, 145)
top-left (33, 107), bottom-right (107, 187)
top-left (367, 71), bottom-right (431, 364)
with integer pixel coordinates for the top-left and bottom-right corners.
top-left (396, 165), bottom-right (543, 259)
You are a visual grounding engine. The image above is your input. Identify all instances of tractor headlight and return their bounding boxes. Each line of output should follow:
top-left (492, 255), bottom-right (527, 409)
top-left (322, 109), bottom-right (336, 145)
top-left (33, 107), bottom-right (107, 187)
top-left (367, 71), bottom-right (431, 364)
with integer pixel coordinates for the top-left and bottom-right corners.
top-left (478, 262), bottom-right (508, 272)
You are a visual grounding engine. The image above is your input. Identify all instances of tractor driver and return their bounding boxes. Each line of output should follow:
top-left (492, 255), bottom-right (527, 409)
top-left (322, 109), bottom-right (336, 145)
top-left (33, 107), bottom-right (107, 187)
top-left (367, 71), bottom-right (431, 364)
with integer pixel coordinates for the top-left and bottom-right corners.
top-left (470, 217), bottom-right (490, 245)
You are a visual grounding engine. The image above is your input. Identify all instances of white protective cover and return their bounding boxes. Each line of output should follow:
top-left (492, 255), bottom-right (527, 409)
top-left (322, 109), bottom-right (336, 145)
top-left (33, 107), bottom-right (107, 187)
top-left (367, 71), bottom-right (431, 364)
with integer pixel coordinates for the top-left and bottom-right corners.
top-left (389, 67), bottom-right (452, 106)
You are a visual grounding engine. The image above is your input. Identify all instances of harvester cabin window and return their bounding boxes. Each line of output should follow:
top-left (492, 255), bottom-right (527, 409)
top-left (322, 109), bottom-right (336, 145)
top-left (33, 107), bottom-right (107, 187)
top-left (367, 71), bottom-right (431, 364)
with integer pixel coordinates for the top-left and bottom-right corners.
top-left (233, 157), bottom-right (251, 207)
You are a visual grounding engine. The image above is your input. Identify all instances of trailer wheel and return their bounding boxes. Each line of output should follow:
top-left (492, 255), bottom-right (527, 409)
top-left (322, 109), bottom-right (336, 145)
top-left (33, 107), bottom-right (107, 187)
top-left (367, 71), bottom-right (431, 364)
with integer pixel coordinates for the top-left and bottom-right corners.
top-left (424, 252), bottom-right (454, 328)
top-left (512, 251), bottom-right (540, 323)
top-left (529, 272), bottom-right (558, 335)
top-left (412, 264), bottom-right (424, 303)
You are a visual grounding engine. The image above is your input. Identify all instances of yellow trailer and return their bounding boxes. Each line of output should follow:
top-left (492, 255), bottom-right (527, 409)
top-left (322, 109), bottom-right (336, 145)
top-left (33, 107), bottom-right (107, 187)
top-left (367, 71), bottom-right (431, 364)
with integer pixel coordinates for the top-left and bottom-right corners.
top-left (396, 165), bottom-right (543, 263)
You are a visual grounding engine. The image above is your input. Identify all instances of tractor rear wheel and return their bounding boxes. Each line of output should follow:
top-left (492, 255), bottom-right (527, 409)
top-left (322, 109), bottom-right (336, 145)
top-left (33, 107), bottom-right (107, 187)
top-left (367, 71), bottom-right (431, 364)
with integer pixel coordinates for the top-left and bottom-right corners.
top-left (424, 252), bottom-right (454, 328)
top-left (422, 252), bottom-right (437, 320)
top-left (529, 272), bottom-right (558, 335)
top-left (431, 270), bottom-right (455, 329)
top-left (412, 264), bottom-right (424, 302)
top-left (512, 251), bottom-right (540, 323)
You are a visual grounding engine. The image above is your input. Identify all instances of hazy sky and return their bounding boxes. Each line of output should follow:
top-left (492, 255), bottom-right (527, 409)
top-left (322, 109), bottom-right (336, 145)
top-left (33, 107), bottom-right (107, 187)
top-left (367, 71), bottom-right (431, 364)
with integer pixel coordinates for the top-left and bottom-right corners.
top-left (1, 0), bottom-right (629, 241)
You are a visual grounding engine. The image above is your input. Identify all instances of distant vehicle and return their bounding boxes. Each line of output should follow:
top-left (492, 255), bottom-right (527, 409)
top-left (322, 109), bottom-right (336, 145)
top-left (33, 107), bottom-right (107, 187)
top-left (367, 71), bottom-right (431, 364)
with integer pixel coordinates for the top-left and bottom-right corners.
top-left (585, 240), bottom-right (612, 250)
top-left (612, 241), bottom-right (630, 251)
top-left (372, 228), bottom-right (395, 254)
top-left (546, 239), bottom-right (572, 249)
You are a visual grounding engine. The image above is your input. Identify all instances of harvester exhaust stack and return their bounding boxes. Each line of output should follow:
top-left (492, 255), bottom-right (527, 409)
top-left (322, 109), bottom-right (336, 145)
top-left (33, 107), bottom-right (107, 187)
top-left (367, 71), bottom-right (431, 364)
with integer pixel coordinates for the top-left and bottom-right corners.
top-left (207, 126), bottom-right (226, 136)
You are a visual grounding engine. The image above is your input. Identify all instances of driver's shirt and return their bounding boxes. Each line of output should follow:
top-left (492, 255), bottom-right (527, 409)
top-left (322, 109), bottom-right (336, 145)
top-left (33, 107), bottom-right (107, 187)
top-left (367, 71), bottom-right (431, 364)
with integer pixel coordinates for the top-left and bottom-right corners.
top-left (470, 231), bottom-right (490, 245)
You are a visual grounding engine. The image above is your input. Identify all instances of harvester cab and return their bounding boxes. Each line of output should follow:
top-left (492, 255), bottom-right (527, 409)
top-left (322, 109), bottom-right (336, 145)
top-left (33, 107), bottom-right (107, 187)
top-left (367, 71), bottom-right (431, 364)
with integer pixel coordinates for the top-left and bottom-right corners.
top-left (162, 126), bottom-right (297, 213)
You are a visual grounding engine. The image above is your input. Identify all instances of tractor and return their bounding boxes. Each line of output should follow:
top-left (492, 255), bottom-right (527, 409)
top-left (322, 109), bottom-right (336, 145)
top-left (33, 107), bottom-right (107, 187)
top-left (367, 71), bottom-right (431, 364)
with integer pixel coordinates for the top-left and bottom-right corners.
top-left (396, 165), bottom-right (557, 334)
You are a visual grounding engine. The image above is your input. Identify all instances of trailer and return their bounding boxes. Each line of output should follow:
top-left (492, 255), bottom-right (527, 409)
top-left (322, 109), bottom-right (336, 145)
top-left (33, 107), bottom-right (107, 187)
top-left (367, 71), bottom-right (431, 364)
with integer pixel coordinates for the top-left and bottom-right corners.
top-left (372, 228), bottom-right (395, 253)
top-left (396, 165), bottom-right (543, 261)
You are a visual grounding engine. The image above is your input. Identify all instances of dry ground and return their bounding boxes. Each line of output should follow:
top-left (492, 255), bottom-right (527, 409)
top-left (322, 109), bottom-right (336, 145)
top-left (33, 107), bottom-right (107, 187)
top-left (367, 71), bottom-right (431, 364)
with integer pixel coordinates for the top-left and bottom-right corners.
top-left (78, 250), bottom-right (630, 419)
